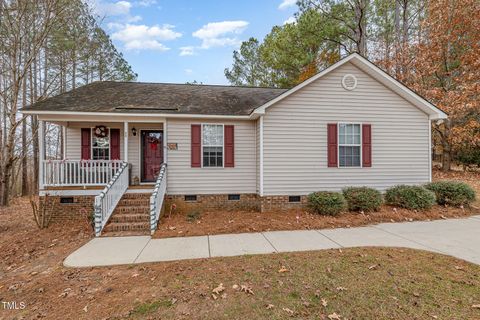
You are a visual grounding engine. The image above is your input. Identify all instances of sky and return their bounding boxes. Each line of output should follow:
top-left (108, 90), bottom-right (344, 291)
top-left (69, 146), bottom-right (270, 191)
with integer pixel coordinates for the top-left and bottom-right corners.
top-left (91, 0), bottom-right (298, 84)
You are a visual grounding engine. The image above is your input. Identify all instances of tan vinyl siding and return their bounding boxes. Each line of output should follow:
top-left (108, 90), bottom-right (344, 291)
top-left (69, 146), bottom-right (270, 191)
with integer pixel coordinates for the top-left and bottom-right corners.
top-left (262, 62), bottom-right (430, 195)
top-left (166, 119), bottom-right (256, 194)
top-left (256, 119), bottom-right (260, 193)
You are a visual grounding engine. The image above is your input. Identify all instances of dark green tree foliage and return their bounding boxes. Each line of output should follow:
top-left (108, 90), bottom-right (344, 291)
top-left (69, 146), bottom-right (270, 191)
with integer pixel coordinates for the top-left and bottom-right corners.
top-left (225, 9), bottom-right (341, 88)
top-left (225, 0), bottom-right (425, 89)
top-left (261, 9), bottom-right (341, 88)
top-left (224, 38), bottom-right (276, 87)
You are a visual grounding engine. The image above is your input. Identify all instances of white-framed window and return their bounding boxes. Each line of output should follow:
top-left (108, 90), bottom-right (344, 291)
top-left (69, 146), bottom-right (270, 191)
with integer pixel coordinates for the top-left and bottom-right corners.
top-left (202, 124), bottom-right (223, 167)
top-left (338, 123), bottom-right (361, 167)
top-left (91, 128), bottom-right (110, 160)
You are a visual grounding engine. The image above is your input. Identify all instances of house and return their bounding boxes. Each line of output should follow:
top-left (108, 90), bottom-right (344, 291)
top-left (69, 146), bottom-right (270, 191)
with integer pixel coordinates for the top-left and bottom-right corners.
top-left (22, 53), bottom-right (447, 236)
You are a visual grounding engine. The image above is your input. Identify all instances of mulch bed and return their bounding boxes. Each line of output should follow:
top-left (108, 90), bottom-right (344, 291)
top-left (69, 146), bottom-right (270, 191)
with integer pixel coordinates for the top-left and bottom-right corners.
top-left (153, 169), bottom-right (479, 239)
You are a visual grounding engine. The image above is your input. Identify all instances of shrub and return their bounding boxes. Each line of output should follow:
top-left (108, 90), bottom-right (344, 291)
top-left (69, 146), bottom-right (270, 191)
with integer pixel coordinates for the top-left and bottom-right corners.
top-left (425, 181), bottom-right (476, 206)
top-left (342, 187), bottom-right (383, 212)
top-left (456, 147), bottom-right (480, 167)
top-left (385, 185), bottom-right (436, 210)
top-left (307, 191), bottom-right (347, 216)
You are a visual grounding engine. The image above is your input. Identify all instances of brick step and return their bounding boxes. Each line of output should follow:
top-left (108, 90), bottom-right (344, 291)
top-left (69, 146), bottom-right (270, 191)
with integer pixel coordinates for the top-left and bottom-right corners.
top-left (110, 213), bottom-right (150, 223)
top-left (101, 230), bottom-right (150, 237)
top-left (121, 193), bottom-right (151, 199)
top-left (117, 198), bottom-right (150, 206)
top-left (113, 206), bottom-right (149, 214)
top-left (103, 221), bottom-right (150, 233)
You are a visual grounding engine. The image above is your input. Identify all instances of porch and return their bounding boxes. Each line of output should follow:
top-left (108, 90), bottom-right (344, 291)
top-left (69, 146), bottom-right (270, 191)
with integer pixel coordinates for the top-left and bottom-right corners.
top-left (37, 116), bottom-right (169, 237)
top-left (38, 118), bottom-right (167, 189)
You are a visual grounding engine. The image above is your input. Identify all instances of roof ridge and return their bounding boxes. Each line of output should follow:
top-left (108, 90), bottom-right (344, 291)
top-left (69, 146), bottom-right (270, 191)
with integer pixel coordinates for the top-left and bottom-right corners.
top-left (97, 80), bottom-right (287, 90)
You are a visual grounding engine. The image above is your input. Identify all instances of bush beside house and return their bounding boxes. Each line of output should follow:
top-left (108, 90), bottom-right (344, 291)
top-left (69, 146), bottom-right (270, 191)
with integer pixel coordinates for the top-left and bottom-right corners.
top-left (385, 185), bottom-right (436, 210)
top-left (307, 180), bottom-right (475, 215)
top-left (342, 187), bottom-right (383, 212)
top-left (425, 181), bottom-right (476, 206)
top-left (307, 192), bottom-right (347, 216)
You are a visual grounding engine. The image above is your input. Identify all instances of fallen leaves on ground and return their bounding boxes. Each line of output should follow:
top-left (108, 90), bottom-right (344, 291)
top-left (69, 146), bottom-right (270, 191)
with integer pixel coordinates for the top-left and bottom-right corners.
top-left (282, 307), bottom-right (294, 315)
top-left (321, 298), bottom-right (328, 307)
top-left (240, 285), bottom-right (254, 295)
top-left (212, 283), bottom-right (225, 295)
top-left (278, 266), bottom-right (288, 273)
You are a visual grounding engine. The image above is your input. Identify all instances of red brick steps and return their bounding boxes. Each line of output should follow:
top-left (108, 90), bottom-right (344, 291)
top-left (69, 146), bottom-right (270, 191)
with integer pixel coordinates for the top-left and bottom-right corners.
top-left (102, 193), bottom-right (151, 236)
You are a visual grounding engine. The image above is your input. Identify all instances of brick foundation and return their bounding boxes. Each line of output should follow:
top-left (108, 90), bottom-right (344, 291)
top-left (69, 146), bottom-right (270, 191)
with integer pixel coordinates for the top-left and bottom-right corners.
top-left (260, 195), bottom-right (307, 212)
top-left (165, 193), bottom-right (260, 213)
top-left (40, 193), bottom-right (308, 223)
top-left (39, 195), bottom-right (94, 223)
top-left (165, 194), bottom-right (307, 213)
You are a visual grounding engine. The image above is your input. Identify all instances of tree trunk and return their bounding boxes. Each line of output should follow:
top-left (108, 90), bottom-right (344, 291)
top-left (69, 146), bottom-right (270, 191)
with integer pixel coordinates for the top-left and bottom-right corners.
top-left (31, 58), bottom-right (40, 193)
top-left (22, 76), bottom-right (28, 196)
top-left (394, 0), bottom-right (401, 77)
top-left (354, 0), bottom-right (367, 56)
top-left (441, 119), bottom-right (452, 171)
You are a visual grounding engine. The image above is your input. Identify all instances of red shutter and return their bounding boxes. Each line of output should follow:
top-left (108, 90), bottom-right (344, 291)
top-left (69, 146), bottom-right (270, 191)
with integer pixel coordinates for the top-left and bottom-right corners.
top-left (224, 125), bottom-right (234, 167)
top-left (362, 124), bottom-right (372, 167)
top-left (81, 128), bottom-right (91, 160)
top-left (191, 124), bottom-right (201, 167)
top-left (110, 128), bottom-right (120, 160)
top-left (327, 123), bottom-right (338, 167)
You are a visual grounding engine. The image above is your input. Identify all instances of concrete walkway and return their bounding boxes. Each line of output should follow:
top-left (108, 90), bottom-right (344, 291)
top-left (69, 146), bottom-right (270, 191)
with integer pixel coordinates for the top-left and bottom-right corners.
top-left (64, 215), bottom-right (480, 267)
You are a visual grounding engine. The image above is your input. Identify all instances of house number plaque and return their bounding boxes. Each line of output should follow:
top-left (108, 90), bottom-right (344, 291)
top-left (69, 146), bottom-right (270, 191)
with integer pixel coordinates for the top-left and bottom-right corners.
top-left (167, 143), bottom-right (178, 150)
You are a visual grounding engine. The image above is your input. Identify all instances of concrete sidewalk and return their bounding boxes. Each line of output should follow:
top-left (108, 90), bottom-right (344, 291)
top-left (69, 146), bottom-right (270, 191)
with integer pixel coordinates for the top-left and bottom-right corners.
top-left (64, 215), bottom-right (480, 267)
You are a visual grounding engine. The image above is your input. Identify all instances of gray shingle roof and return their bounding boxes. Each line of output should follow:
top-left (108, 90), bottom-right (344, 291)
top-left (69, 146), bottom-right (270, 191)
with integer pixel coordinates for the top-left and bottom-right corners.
top-left (23, 81), bottom-right (287, 116)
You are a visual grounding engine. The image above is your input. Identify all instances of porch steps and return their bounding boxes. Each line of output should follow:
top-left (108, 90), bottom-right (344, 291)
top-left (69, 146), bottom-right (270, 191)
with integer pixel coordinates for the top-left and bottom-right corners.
top-left (102, 193), bottom-right (151, 236)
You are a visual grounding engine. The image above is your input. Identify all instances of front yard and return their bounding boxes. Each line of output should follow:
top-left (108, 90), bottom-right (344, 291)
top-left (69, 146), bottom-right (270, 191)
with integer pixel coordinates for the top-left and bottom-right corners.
top-left (1, 199), bottom-right (480, 319)
top-left (154, 169), bottom-right (479, 239)
top-left (1, 169), bottom-right (479, 319)
top-left (0, 201), bottom-right (480, 319)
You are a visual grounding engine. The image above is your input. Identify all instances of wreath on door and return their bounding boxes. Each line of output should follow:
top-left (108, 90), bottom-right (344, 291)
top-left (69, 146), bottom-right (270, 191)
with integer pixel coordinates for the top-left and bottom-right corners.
top-left (147, 136), bottom-right (160, 150)
top-left (94, 125), bottom-right (108, 138)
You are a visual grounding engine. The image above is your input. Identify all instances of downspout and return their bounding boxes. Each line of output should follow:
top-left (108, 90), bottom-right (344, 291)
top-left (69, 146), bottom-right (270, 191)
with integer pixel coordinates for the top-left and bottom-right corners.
top-left (259, 116), bottom-right (264, 197)
top-left (428, 119), bottom-right (432, 182)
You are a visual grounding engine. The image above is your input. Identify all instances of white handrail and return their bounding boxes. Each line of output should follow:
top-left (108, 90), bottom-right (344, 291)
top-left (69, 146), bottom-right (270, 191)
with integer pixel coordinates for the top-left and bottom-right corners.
top-left (94, 162), bottom-right (129, 237)
top-left (41, 160), bottom-right (124, 187)
top-left (149, 163), bottom-right (167, 235)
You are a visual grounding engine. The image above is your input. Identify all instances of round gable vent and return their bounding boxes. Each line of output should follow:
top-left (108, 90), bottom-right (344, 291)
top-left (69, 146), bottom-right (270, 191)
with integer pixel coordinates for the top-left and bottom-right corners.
top-left (341, 74), bottom-right (357, 91)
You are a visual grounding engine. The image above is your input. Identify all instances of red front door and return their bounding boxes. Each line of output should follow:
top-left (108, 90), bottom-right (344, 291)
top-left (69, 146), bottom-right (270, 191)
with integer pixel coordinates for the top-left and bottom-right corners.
top-left (141, 130), bottom-right (163, 182)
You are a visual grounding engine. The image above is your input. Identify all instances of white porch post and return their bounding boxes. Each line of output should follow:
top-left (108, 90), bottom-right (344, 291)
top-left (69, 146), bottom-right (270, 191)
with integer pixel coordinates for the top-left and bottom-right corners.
top-left (62, 126), bottom-right (66, 160)
top-left (124, 121), bottom-right (129, 163)
top-left (39, 120), bottom-right (45, 190)
top-left (163, 119), bottom-right (167, 164)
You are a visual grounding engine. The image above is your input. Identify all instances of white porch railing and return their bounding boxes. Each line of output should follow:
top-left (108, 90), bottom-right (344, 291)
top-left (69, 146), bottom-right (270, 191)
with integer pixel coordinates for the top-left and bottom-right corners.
top-left (149, 163), bottom-right (167, 235)
top-left (94, 162), bottom-right (129, 236)
top-left (41, 160), bottom-right (125, 187)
